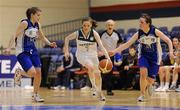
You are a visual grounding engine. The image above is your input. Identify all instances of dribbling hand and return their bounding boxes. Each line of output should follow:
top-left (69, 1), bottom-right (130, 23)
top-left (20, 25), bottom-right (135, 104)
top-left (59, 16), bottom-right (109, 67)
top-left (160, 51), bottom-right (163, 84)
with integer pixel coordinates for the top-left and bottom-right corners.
top-left (108, 51), bottom-right (115, 57)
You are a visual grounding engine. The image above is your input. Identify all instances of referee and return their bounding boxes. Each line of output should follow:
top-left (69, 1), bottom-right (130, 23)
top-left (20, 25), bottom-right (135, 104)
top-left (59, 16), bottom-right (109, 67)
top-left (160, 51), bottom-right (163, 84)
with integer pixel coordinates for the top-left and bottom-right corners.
top-left (98, 19), bottom-right (122, 95)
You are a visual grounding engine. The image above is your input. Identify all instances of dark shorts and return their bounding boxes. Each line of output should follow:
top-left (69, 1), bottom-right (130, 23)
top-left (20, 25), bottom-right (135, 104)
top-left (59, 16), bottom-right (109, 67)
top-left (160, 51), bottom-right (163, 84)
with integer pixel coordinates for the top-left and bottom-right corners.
top-left (138, 56), bottom-right (159, 79)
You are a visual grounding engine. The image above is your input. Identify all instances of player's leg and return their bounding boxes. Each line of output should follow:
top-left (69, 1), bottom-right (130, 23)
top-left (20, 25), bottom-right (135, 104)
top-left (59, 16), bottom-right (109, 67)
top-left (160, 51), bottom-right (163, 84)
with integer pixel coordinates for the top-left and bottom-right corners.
top-left (15, 53), bottom-right (36, 86)
top-left (76, 55), bottom-right (96, 95)
top-left (140, 67), bottom-right (148, 95)
top-left (31, 52), bottom-right (44, 102)
top-left (137, 56), bottom-right (149, 102)
top-left (146, 63), bottom-right (159, 96)
top-left (84, 57), bottom-right (105, 101)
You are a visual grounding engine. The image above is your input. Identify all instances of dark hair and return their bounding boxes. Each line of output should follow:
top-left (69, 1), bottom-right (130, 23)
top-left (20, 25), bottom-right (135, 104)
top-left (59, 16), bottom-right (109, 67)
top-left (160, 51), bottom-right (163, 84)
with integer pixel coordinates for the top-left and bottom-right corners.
top-left (172, 36), bottom-right (180, 42)
top-left (129, 45), bottom-right (136, 50)
top-left (140, 13), bottom-right (152, 26)
top-left (26, 7), bottom-right (41, 19)
top-left (82, 17), bottom-right (98, 29)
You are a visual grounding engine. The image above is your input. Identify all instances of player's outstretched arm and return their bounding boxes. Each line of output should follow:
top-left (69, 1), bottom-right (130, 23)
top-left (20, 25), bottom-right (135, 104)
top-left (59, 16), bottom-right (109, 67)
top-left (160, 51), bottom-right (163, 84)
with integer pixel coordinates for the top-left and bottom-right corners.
top-left (93, 30), bottom-right (110, 60)
top-left (111, 32), bottom-right (138, 55)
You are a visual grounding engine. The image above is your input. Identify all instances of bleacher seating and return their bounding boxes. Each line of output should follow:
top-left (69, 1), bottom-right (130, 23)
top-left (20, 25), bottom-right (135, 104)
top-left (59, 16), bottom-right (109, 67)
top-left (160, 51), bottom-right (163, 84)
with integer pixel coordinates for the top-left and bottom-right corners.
top-left (116, 28), bottom-right (125, 36)
top-left (171, 26), bottom-right (180, 32)
top-left (69, 40), bottom-right (77, 47)
top-left (97, 29), bottom-right (104, 35)
top-left (56, 40), bottom-right (64, 48)
top-left (127, 28), bottom-right (137, 35)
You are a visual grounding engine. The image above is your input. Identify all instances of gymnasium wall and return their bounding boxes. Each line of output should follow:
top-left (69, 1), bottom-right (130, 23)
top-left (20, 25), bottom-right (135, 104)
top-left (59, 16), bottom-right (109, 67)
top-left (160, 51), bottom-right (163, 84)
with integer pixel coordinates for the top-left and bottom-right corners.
top-left (91, 0), bottom-right (170, 7)
top-left (90, 0), bottom-right (180, 32)
top-left (0, 0), bottom-right (89, 47)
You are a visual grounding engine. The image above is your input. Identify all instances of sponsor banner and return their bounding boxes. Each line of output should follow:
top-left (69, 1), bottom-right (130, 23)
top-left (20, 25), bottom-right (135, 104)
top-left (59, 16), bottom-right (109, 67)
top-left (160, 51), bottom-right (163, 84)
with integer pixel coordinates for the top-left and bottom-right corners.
top-left (0, 55), bottom-right (31, 87)
top-left (0, 78), bottom-right (31, 87)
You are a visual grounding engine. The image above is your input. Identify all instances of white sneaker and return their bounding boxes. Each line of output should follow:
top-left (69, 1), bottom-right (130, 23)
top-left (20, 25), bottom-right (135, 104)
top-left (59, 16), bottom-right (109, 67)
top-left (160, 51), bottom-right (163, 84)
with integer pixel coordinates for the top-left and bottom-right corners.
top-left (168, 85), bottom-right (176, 91)
top-left (155, 86), bottom-right (163, 92)
top-left (161, 86), bottom-right (169, 92)
top-left (137, 95), bottom-right (145, 102)
top-left (14, 68), bottom-right (22, 86)
top-left (147, 85), bottom-right (154, 96)
top-left (175, 85), bottom-right (180, 92)
top-left (33, 94), bottom-right (44, 102)
top-left (81, 86), bottom-right (90, 91)
top-left (60, 86), bottom-right (66, 90)
top-left (97, 92), bottom-right (106, 101)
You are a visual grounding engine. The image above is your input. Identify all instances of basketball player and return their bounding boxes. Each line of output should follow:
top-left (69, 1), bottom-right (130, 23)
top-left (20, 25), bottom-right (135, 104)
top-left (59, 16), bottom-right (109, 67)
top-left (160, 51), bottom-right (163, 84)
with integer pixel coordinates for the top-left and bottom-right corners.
top-left (4, 7), bottom-right (57, 102)
top-left (99, 19), bottom-right (122, 95)
top-left (64, 17), bottom-right (111, 101)
top-left (110, 13), bottom-right (174, 102)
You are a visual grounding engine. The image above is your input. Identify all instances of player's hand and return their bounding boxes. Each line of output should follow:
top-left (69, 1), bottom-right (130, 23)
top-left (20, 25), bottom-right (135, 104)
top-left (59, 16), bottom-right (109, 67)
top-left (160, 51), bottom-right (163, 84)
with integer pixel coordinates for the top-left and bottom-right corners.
top-left (108, 51), bottom-right (115, 57)
top-left (3, 48), bottom-right (11, 55)
top-left (50, 42), bottom-right (57, 48)
top-left (64, 52), bottom-right (70, 61)
top-left (98, 51), bottom-right (104, 57)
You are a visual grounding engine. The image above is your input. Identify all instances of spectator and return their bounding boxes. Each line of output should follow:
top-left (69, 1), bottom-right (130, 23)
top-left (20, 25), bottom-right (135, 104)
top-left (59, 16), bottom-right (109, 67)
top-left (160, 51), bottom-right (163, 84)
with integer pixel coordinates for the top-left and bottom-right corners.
top-left (119, 45), bottom-right (139, 90)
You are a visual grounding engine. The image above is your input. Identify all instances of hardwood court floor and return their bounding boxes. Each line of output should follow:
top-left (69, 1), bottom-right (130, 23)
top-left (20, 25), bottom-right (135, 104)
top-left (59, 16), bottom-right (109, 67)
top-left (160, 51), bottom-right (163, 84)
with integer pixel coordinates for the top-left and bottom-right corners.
top-left (0, 88), bottom-right (180, 109)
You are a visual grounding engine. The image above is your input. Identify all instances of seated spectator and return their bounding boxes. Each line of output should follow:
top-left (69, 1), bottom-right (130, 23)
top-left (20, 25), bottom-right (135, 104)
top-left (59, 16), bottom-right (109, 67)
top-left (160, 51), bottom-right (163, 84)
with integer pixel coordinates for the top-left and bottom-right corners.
top-left (55, 52), bottom-right (82, 89)
top-left (155, 54), bottom-right (172, 92)
top-left (175, 50), bottom-right (180, 92)
top-left (119, 45), bottom-right (139, 90)
top-left (169, 37), bottom-right (180, 91)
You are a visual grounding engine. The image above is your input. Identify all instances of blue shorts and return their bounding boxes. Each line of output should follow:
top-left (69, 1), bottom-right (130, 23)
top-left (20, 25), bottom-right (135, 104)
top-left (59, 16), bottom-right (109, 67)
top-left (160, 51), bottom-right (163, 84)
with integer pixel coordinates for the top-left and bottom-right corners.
top-left (138, 56), bottom-right (159, 79)
top-left (17, 51), bottom-right (41, 72)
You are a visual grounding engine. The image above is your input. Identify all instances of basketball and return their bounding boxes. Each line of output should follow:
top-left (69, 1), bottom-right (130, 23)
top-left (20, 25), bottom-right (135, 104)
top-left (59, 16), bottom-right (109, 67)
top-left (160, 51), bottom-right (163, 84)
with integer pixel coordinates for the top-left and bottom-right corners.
top-left (99, 59), bottom-right (113, 74)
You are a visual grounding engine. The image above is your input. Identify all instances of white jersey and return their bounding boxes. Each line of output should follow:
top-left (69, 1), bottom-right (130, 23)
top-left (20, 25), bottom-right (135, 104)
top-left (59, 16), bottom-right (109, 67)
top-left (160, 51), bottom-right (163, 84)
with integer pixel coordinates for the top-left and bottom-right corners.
top-left (100, 30), bottom-right (122, 51)
top-left (76, 29), bottom-right (98, 56)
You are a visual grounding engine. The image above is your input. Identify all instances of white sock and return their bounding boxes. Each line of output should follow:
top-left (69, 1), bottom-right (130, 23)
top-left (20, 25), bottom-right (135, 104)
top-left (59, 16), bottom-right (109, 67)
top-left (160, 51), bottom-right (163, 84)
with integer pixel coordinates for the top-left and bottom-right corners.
top-left (165, 82), bottom-right (169, 88)
top-left (172, 82), bottom-right (176, 86)
top-left (160, 82), bottom-right (164, 87)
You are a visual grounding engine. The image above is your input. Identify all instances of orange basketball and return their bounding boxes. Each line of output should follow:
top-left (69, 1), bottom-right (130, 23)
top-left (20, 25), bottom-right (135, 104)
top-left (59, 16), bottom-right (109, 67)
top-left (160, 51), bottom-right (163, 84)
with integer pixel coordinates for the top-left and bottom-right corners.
top-left (99, 59), bottom-right (113, 74)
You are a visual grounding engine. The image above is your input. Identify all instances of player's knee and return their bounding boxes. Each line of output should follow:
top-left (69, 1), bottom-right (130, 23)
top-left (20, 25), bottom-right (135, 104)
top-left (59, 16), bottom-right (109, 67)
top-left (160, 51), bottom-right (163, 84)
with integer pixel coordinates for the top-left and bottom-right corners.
top-left (85, 64), bottom-right (93, 71)
top-left (35, 69), bottom-right (41, 76)
top-left (27, 69), bottom-right (36, 77)
top-left (93, 67), bottom-right (101, 74)
top-left (140, 73), bottom-right (147, 79)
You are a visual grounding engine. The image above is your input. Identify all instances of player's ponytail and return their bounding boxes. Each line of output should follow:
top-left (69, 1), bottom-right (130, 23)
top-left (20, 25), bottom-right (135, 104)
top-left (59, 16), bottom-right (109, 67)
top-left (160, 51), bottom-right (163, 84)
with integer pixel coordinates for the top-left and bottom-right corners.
top-left (91, 19), bottom-right (98, 29)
